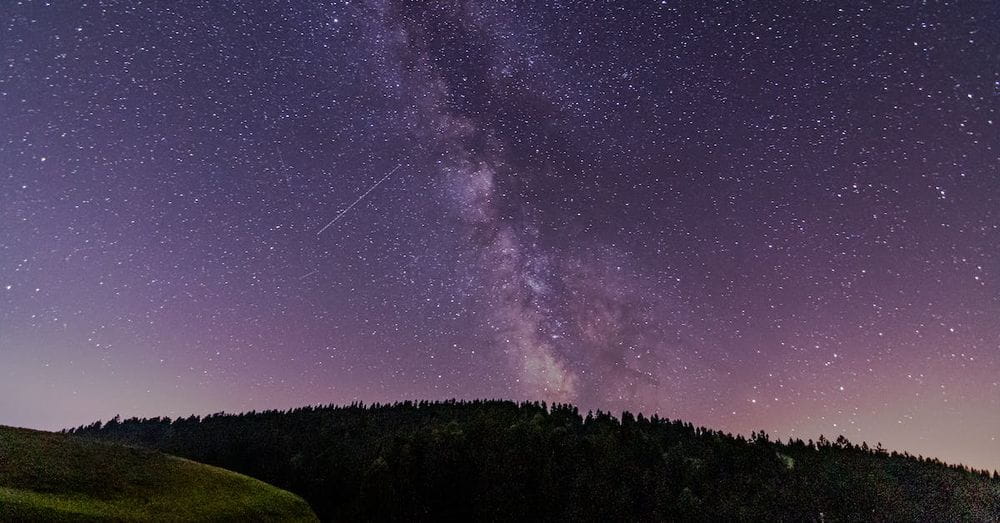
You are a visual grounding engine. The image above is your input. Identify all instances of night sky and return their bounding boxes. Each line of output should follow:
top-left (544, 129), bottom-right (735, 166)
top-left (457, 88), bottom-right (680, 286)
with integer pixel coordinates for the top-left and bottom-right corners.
top-left (2, 1), bottom-right (998, 471)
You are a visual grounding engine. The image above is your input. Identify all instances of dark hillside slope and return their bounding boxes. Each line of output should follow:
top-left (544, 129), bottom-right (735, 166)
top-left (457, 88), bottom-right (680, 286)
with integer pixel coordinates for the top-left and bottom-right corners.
top-left (69, 400), bottom-right (1000, 521)
top-left (0, 425), bottom-right (317, 521)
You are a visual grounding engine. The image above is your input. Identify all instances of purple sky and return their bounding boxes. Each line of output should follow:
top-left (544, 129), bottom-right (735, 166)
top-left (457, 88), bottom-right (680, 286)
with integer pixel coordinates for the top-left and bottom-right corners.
top-left (2, 1), bottom-right (998, 471)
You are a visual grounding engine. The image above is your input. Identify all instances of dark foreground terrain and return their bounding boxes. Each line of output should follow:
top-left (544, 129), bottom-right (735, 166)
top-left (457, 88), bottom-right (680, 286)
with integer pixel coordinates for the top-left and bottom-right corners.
top-left (70, 400), bottom-right (999, 521)
top-left (0, 425), bottom-right (317, 521)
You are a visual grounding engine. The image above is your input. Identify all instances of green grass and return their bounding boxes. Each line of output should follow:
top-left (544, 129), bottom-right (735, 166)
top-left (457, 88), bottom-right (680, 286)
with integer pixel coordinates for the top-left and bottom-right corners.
top-left (0, 425), bottom-right (318, 521)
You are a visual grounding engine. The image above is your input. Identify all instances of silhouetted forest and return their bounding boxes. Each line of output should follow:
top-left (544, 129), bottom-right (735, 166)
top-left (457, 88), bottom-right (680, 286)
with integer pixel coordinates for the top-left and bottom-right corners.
top-left (68, 400), bottom-right (999, 521)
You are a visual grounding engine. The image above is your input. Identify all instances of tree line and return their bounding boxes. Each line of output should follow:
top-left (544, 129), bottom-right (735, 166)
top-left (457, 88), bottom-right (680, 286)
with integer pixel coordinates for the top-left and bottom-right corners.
top-left (68, 399), bottom-right (1000, 521)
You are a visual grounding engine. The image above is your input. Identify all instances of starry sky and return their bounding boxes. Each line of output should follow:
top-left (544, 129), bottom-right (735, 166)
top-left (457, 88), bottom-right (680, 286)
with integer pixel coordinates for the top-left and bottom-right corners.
top-left (2, 1), bottom-right (998, 471)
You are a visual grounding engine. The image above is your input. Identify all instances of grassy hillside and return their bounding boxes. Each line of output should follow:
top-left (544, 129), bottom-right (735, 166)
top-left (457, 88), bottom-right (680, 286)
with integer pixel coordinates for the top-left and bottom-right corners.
top-left (68, 400), bottom-right (1000, 521)
top-left (0, 425), bottom-right (317, 521)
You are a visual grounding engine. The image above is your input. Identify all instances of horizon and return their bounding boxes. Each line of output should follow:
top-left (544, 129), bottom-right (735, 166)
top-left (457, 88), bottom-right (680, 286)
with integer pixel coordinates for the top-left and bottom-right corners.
top-left (2, 1), bottom-right (998, 474)
top-left (17, 395), bottom-right (1000, 475)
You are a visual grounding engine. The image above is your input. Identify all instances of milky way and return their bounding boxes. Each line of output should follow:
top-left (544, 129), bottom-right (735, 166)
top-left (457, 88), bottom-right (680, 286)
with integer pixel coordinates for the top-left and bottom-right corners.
top-left (1, 1), bottom-right (998, 471)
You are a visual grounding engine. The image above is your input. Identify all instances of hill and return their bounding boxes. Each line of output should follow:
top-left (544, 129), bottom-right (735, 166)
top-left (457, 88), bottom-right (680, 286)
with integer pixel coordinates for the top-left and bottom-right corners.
top-left (68, 400), bottom-right (1000, 521)
top-left (0, 425), bottom-right (317, 521)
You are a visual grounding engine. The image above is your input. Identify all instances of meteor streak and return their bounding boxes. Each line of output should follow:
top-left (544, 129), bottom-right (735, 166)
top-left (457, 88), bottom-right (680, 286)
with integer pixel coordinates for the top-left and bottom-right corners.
top-left (317, 164), bottom-right (402, 236)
